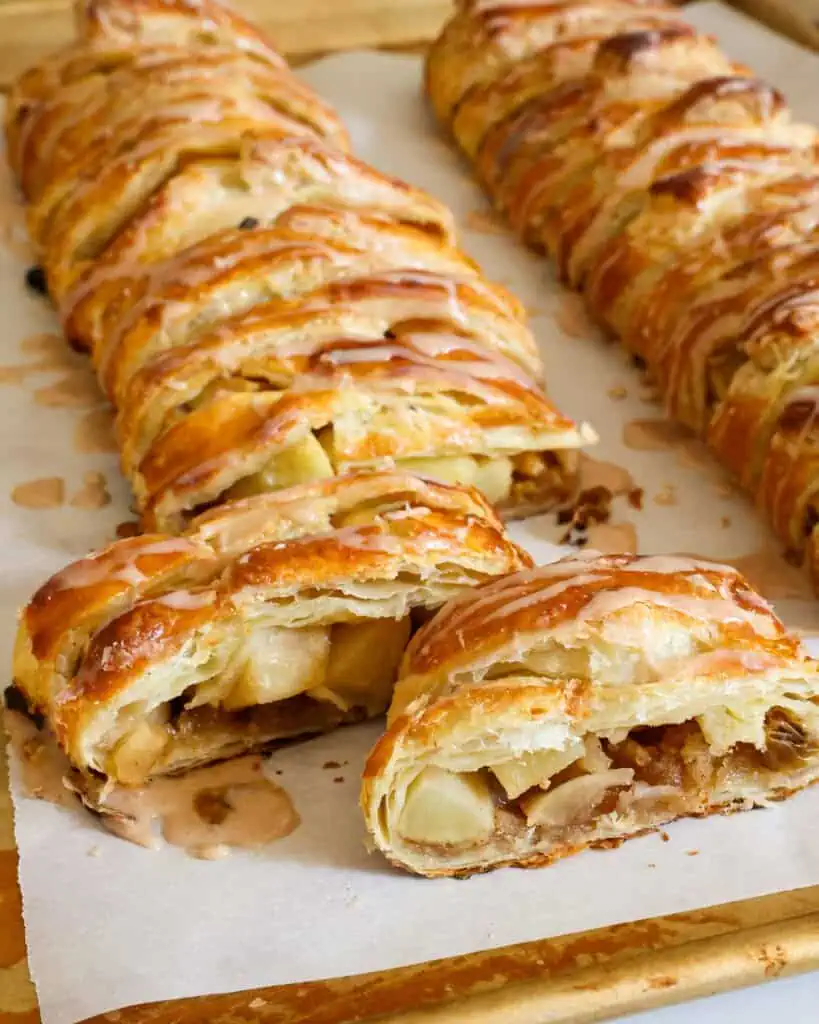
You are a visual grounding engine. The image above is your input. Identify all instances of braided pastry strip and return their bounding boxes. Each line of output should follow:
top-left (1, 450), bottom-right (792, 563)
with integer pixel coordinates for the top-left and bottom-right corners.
top-left (6, 0), bottom-right (593, 532)
top-left (427, 0), bottom-right (819, 588)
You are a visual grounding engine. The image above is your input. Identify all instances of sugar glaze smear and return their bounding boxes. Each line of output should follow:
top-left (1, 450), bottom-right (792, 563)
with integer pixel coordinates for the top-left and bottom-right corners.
top-left (98, 757), bottom-right (300, 858)
top-left (5, 710), bottom-right (299, 857)
top-left (5, 709), bottom-right (76, 807)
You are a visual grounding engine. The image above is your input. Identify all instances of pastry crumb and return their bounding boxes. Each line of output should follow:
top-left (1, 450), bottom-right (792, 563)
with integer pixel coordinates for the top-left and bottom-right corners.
top-left (653, 484), bottom-right (677, 507)
top-left (87, 846), bottom-right (101, 858)
top-left (685, 850), bottom-right (699, 856)
top-left (660, 831), bottom-right (670, 842)
top-left (323, 760), bottom-right (341, 770)
top-left (333, 776), bottom-right (345, 784)
top-left (647, 863), bottom-right (656, 869)
top-left (607, 385), bottom-right (628, 400)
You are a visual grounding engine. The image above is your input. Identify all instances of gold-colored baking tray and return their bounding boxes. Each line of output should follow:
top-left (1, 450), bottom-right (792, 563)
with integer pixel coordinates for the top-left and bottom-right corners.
top-left (1, 1), bottom-right (818, 1020)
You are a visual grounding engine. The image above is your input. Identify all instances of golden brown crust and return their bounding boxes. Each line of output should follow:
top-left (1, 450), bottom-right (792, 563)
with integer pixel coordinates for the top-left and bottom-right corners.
top-left (66, 207), bottom-right (485, 378)
top-left (401, 554), bottom-right (795, 682)
top-left (24, 534), bottom-right (215, 665)
top-left (77, 0), bottom-right (283, 62)
top-left (362, 552), bottom-right (819, 876)
top-left (18, 50), bottom-right (348, 205)
top-left (427, 0), bottom-right (819, 583)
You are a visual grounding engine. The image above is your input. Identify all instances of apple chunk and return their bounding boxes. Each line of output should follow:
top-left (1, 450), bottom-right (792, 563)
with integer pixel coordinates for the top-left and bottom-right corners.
top-left (225, 626), bottom-right (330, 709)
top-left (521, 769), bottom-right (635, 827)
top-left (398, 455), bottom-right (513, 503)
top-left (491, 741), bottom-right (584, 799)
top-left (227, 433), bottom-right (334, 498)
top-left (398, 766), bottom-right (495, 845)
top-left (312, 617), bottom-right (411, 714)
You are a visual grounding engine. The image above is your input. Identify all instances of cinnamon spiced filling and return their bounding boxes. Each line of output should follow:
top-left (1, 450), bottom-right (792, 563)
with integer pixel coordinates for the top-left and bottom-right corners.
top-left (396, 707), bottom-right (819, 856)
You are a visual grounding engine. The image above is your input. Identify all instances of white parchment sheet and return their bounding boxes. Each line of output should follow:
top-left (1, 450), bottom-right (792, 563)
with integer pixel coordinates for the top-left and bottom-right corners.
top-left (4, 5), bottom-right (819, 1022)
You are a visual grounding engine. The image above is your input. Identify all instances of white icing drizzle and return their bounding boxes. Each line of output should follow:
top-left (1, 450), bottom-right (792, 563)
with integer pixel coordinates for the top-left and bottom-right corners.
top-left (412, 554), bottom-right (782, 665)
top-left (155, 589), bottom-right (217, 611)
top-left (52, 537), bottom-right (195, 592)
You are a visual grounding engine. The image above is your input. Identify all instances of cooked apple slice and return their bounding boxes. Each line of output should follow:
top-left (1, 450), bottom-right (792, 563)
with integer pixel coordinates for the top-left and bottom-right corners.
top-left (398, 766), bottom-right (495, 845)
top-left (225, 625), bottom-right (330, 709)
top-left (579, 735), bottom-right (612, 773)
top-left (227, 433), bottom-right (335, 499)
top-left (521, 769), bottom-right (635, 828)
top-left (399, 455), bottom-right (478, 489)
top-left (396, 454), bottom-right (513, 504)
top-left (491, 741), bottom-right (584, 799)
top-left (312, 617), bottom-right (411, 714)
top-left (473, 455), bottom-right (513, 503)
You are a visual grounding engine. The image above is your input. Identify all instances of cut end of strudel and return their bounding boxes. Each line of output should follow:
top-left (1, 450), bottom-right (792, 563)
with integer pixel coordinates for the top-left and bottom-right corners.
top-left (11, 472), bottom-right (530, 789)
top-left (362, 552), bottom-right (819, 877)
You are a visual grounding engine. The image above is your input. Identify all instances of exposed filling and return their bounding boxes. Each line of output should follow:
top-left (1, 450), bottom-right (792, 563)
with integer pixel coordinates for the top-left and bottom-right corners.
top-left (395, 706), bottom-right (819, 857)
top-left (220, 430), bottom-right (571, 511)
top-left (102, 615), bottom-right (410, 784)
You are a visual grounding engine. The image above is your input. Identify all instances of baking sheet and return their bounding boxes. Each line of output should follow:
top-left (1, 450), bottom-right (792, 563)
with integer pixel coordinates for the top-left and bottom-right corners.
top-left (4, 4), bottom-right (819, 1022)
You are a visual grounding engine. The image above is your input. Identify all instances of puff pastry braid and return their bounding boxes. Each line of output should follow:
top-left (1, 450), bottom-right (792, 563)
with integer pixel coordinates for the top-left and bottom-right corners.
top-left (427, 1), bottom-right (819, 585)
top-left (363, 552), bottom-right (819, 876)
top-left (12, 471), bottom-right (530, 786)
top-left (6, 0), bottom-right (592, 531)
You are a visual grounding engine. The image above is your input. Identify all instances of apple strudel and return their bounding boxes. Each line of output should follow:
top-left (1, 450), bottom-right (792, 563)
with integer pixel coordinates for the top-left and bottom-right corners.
top-left (6, 0), bottom-right (592, 524)
top-left (427, 0), bottom-right (819, 584)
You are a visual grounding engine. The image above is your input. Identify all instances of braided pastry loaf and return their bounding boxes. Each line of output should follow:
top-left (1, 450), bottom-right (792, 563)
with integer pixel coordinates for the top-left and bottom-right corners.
top-left (427, 1), bottom-right (819, 587)
top-left (6, 0), bottom-right (593, 532)
top-left (12, 472), bottom-right (530, 787)
top-left (363, 552), bottom-right (819, 876)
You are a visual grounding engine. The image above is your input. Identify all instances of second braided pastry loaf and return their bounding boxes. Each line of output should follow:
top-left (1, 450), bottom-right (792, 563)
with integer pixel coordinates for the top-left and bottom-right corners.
top-left (6, 0), bottom-right (592, 533)
top-left (427, 0), bottom-right (819, 587)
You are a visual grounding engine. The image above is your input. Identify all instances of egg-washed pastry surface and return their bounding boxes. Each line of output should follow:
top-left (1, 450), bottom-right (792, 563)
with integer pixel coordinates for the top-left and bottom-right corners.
top-left (427, 0), bottom-right (819, 588)
top-left (6, 0), bottom-right (593, 531)
top-left (362, 552), bottom-right (819, 877)
top-left (11, 471), bottom-right (530, 788)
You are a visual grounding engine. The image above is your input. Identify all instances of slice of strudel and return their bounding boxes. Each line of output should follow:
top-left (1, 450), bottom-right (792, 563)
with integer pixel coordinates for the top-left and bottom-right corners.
top-left (363, 551), bottom-right (819, 876)
top-left (12, 471), bottom-right (529, 788)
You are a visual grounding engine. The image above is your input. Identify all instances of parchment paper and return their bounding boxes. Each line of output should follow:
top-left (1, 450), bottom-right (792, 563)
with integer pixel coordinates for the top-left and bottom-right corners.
top-left (4, 5), bottom-right (819, 1022)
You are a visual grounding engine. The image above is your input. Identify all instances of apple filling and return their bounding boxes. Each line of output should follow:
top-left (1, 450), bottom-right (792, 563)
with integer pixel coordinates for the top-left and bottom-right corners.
top-left (396, 707), bottom-right (819, 855)
top-left (222, 434), bottom-right (573, 512)
top-left (103, 615), bottom-right (410, 784)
